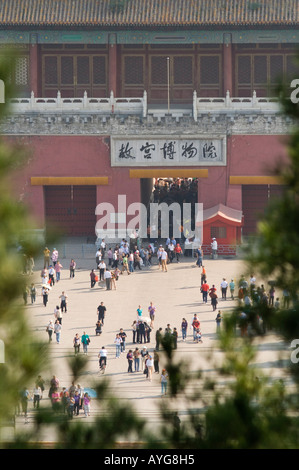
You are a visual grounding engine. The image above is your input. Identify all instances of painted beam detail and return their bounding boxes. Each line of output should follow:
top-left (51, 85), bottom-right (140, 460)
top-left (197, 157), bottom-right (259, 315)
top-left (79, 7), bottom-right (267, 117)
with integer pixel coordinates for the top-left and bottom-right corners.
top-left (31, 177), bottom-right (109, 186)
top-left (229, 176), bottom-right (284, 185)
top-left (130, 169), bottom-right (208, 178)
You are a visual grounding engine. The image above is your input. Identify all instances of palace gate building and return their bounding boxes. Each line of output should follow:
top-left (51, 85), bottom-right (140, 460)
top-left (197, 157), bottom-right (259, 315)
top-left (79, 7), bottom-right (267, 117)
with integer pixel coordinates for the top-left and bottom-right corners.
top-left (0, 0), bottom-right (298, 252)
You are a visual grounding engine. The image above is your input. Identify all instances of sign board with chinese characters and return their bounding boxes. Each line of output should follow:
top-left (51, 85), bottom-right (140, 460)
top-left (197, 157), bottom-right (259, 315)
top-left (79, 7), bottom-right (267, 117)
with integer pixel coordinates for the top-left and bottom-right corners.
top-left (111, 136), bottom-right (226, 167)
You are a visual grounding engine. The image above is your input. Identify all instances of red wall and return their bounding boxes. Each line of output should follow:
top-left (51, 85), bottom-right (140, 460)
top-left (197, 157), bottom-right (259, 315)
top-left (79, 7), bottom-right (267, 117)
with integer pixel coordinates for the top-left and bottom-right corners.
top-left (7, 135), bottom-right (140, 228)
top-left (6, 133), bottom-right (290, 230)
top-left (200, 134), bottom-right (290, 212)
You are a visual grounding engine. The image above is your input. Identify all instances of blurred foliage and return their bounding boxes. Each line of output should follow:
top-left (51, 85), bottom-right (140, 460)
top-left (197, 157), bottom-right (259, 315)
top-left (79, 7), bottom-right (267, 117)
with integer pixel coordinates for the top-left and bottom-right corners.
top-left (0, 51), bottom-right (49, 433)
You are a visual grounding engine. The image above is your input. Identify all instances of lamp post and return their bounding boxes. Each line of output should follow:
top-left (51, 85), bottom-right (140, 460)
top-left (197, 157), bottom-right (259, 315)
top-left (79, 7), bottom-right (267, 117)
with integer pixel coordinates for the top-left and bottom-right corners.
top-left (167, 57), bottom-right (170, 114)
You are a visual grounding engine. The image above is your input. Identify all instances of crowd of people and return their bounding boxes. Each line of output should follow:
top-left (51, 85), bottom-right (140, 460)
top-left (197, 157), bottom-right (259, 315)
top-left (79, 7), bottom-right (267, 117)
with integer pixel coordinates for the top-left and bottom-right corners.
top-left (19, 236), bottom-right (291, 422)
top-left (152, 177), bottom-right (198, 205)
top-left (18, 375), bottom-right (92, 422)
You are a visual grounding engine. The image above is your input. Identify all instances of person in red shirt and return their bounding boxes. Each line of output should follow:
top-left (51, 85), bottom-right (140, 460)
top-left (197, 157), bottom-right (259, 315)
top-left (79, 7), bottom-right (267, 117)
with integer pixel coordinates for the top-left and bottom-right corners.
top-left (201, 280), bottom-right (209, 303)
top-left (174, 243), bottom-right (183, 263)
top-left (192, 317), bottom-right (200, 341)
top-left (209, 284), bottom-right (217, 296)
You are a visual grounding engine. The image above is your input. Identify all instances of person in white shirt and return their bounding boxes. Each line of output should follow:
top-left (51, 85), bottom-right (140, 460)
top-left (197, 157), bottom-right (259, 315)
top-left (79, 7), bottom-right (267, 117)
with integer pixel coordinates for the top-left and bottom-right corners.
top-left (46, 319), bottom-right (54, 342)
top-left (114, 334), bottom-right (122, 358)
top-left (51, 248), bottom-right (59, 266)
top-left (95, 249), bottom-right (102, 268)
top-left (211, 238), bottom-right (218, 259)
top-left (220, 278), bottom-right (228, 300)
top-left (48, 265), bottom-right (55, 286)
top-left (146, 354), bottom-right (154, 381)
top-left (161, 249), bottom-right (168, 272)
top-left (100, 239), bottom-right (106, 256)
top-left (98, 260), bottom-right (106, 281)
top-left (157, 246), bottom-right (163, 269)
top-left (104, 269), bottom-right (112, 290)
top-left (33, 386), bottom-right (42, 409)
top-left (168, 242), bottom-right (175, 263)
top-left (98, 346), bottom-right (107, 368)
top-left (54, 319), bottom-right (62, 344)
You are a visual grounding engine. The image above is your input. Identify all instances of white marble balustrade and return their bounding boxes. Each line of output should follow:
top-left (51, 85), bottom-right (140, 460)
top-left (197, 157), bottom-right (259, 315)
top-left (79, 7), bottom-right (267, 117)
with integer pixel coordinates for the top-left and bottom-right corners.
top-left (9, 90), bottom-right (148, 117)
top-left (193, 90), bottom-right (281, 120)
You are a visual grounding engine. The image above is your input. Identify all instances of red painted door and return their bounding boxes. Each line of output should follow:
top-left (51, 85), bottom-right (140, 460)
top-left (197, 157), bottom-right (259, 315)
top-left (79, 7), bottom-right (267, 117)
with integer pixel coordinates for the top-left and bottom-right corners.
top-left (242, 185), bottom-right (268, 236)
top-left (45, 185), bottom-right (96, 237)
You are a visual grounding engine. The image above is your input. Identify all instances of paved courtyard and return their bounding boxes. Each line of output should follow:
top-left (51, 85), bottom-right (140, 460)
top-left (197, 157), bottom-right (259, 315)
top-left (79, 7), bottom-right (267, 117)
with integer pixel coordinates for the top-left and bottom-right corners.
top-left (15, 245), bottom-right (290, 442)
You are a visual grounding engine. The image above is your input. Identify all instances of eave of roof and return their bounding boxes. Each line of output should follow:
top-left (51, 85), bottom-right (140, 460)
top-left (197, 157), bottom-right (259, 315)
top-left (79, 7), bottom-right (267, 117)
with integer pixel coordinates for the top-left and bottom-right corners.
top-left (0, 0), bottom-right (298, 27)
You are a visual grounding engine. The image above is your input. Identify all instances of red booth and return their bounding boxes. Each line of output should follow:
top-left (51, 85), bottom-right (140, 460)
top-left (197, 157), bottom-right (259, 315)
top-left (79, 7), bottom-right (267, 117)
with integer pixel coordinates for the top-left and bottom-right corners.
top-left (202, 204), bottom-right (243, 256)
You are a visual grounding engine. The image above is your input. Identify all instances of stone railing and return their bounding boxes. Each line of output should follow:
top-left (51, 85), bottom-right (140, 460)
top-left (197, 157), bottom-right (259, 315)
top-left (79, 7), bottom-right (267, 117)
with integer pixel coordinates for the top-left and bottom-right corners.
top-left (7, 90), bottom-right (286, 125)
top-left (193, 90), bottom-right (281, 121)
top-left (9, 90), bottom-right (148, 118)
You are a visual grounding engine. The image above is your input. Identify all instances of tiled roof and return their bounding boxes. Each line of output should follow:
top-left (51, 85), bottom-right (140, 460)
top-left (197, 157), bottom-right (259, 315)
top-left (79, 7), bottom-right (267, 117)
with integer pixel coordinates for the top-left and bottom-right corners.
top-left (0, 0), bottom-right (298, 27)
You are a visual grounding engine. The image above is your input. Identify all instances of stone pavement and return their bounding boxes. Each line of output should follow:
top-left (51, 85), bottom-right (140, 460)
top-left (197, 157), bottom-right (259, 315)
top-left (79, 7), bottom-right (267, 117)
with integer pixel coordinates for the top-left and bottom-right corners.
top-left (16, 249), bottom-right (290, 442)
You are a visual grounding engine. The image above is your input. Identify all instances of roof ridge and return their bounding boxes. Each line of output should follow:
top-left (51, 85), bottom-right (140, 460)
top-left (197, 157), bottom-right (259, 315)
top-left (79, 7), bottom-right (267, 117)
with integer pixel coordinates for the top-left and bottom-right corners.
top-left (0, 0), bottom-right (298, 26)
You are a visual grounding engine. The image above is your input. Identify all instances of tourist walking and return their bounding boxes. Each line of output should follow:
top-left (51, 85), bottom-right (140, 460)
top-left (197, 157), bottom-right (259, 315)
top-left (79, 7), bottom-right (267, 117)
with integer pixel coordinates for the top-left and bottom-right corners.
top-left (54, 319), bottom-right (62, 344)
top-left (229, 279), bottom-right (235, 299)
top-left (54, 260), bottom-right (63, 282)
top-left (172, 328), bottom-right (178, 349)
top-left (54, 305), bottom-right (62, 324)
top-left (48, 265), bottom-right (55, 286)
top-left (104, 269), bottom-right (112, 290)
top-left (138, 321), bottom-right (146, 344)
top-left (46, 319), bottom-right (54, 342)
top-left (133, 348), bottom-right (140, 372)
top-left (83, 393), bottom-right (91, 417)
top-left (98, 260), bottom-right (106, 281)
top-left (211, 238), bottom-right (218, 259)
top-left (90, 269), bottom-right (97, 288)
top-left (42, 285), bottom-right (50, 307)
top-left (59, 291), bottom-right (68, 313)
top-left (33, 385), bottom-right (42, 409)
top-left (137, 305), bottom-right (143, 318)
top-left (201, 280), bottom-right (209, 303)
top-left (201, 266), bottom-right (207, 285)
top-left (81, 331), bottom-right (90, 354)
top-left (119, 328), bottom-right (127, 352)
top-left (215, 310), bottom-right (222, 332)
top-left (154, 350), bottom-right (160, 373)
top-left (35, 375), bottom-right (45, 399)
top-left (155, 327), bottom-right (163, 350)
top-left (211, 291), bottom-right (218, 311)
top-left (221, 278), bottom-right (228, 300)
top-left (196, 247), bottom-right (203, 267)
top-left (51, 248), bottom-right (59, 267)
top-left (98, 346), bottom-right (108, 371)
top-left (30, 283), bottom-right (36, 304)
top-left (73, 333), bottom-right (80, 354)
top-left (95, 248), bottom-right (102, 268)
top-left (174, 243), bottom-right (183, 262)
top-left (74, 391), bottom-right (81, 415)
top-left (127, 350), bottom-right (133, 373)
top-left (114, 334), bottom-right (122, 358)
top-left (161, 249), bottom-right (168, 272)
top-left (141, 347), bottom-right (148, 370)
top-left (148, 302), bottom-right (156, 324)
top-left (43, 247), bottom-right (51, 269)
top-left (181, 318), bottom-right (188, 341)
top-left (132, 320), bottom-right (137, 343)
top-left (146, 354), bottom-right (154, 382)
top-left (160, 369), bottom-right (168, 396)
top-left (192, 317), bottom-right (200, 341)
top-left (70, 259), bottom-right (76, 278)
top-left (97, 302), bottom-right (106, 325)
